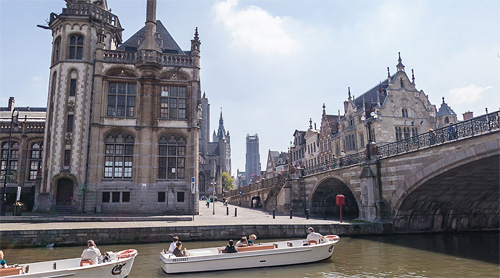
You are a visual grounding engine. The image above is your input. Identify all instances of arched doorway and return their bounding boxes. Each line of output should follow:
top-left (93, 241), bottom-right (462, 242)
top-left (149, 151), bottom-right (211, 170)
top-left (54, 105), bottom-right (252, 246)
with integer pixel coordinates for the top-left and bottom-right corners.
top-left (56, 178), bottom-right (74, 206)
top-left (311, 178), bottom-right (359, 219)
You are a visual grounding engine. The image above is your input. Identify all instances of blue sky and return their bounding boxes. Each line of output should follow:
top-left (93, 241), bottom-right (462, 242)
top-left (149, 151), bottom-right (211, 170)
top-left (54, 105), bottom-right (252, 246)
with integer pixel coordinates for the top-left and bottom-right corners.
top-left (1, 0), bottom-right (499, 176)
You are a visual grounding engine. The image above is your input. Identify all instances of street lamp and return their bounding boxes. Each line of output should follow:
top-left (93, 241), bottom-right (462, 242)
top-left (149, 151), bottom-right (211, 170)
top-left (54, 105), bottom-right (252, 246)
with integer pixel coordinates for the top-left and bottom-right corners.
top-left (212, 182), bottom-right (216, 215)
top-left (1, 109), bottom-right (19, 216)
top-left (361, 110), bottom-right (378, 160)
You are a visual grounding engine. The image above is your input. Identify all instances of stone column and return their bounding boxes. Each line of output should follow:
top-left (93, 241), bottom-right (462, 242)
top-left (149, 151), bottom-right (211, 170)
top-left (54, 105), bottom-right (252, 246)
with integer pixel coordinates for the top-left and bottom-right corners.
top-left (359, 162), bottom-right (378, 221)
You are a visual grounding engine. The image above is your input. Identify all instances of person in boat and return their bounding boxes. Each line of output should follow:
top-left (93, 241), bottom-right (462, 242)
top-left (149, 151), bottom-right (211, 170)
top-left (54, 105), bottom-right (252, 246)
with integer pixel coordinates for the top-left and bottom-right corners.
top-left (0, 250), bottom-right (7, 268)
top-left (168, 236), bottom-right (179, 253)
top-left (235, 236), bottom-right (248, 247)
top-left (224, 239), bottom-right (238, 253)
top-left (81, 240), bottom-right (102, 264)
top-left (306, 227), bottom-right (323, 244)
top-left (247, 234), bottom-right (257, 246)
top-left (173, 241), bottom-right (187, 257)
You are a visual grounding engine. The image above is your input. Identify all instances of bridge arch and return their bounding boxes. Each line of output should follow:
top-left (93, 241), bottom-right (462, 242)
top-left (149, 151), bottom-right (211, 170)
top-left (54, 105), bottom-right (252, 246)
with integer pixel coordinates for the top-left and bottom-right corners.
top-left (310, 176), bottom-right (360, 218)
top-left (392, 143), bottom-right (499, 231)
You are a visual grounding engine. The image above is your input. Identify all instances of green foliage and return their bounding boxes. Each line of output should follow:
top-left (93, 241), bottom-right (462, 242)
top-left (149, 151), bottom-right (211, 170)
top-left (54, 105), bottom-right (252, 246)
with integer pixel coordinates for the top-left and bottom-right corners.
top-left (222, 172), bottom-right (235, 192)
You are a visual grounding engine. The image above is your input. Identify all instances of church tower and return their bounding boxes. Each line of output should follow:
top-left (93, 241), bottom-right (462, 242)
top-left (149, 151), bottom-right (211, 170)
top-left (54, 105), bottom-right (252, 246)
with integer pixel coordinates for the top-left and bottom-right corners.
top-left (39, 0), bottom-right (201, 214)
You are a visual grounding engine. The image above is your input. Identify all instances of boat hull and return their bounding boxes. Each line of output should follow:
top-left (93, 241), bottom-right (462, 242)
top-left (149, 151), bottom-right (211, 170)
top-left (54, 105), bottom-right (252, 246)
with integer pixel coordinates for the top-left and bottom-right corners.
top-left (161, 237), bottom-right (339, 274)
top-left (3, 253), bottom-right (136, 278)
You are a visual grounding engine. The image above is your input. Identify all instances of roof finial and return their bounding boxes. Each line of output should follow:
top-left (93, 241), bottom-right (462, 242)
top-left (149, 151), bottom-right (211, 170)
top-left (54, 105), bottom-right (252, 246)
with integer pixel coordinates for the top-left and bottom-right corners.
top-left (194, 27), bottom-right (199, 41)
top-left (309, 118), bottom-right (313, 129)
top-left (387, 67), bottom-right (391, 79)
top-left (396, 52), bottom-right (405, 72)
top-left (412, 69), bottom-right (415, 84)
top-left (442, 97), bottom-right (445, 104)
top-left (348, 87), bottom-right (351, 100)
top-left (322, 103), bottom-right (326, 115)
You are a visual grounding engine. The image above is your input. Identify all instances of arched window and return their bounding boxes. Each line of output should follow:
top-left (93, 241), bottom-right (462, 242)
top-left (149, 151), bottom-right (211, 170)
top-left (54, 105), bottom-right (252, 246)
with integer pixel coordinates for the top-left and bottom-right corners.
top-left (104, 134), bottom-right (134, 179)
top-left (158, 135), bottom-right (186, 180)
top-left (29, 142), bottom-right (43, 180)
top-left (68, 35), bottom-right (84, 59)
top-left (444, 117), bottom-right (449, 124)
top-left (0, 141), bottom-right (19, 181)
top-left (53, 37), bottom-right (61, 64)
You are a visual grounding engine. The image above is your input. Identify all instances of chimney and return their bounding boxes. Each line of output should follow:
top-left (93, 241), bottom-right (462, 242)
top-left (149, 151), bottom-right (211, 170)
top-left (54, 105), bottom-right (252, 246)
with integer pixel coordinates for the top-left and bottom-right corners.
top-left (8, 97), bottom-right (14, 111)
top-left (463, 111), bottom-right (474, 121)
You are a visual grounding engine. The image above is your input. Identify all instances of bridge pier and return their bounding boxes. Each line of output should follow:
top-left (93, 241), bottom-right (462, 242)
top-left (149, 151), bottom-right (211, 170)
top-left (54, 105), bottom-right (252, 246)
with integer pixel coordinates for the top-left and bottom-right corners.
top-left (359, 161), bottom-right (381, 222)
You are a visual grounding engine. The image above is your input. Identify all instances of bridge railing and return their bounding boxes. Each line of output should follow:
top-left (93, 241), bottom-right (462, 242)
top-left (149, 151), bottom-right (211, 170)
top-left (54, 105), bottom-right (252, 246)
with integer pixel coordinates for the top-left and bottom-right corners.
top-left (378, 109), bottom-right (500, 159)
top-left (303, 109), bottom-right (500, 176)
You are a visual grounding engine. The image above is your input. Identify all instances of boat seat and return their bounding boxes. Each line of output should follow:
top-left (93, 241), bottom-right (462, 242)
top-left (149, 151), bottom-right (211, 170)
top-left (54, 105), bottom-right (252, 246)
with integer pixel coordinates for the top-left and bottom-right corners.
top-left (0, 266), bottom-right (23, 277)
top-left (237, 245), bottom-right (275, 252)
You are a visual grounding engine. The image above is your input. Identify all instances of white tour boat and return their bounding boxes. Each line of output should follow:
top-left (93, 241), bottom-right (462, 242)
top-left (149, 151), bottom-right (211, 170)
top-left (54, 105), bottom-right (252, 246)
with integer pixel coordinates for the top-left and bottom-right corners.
top-left (0, 249), bottom-right (138, 278)
top-left (160, 235), bottom-right (340, 274)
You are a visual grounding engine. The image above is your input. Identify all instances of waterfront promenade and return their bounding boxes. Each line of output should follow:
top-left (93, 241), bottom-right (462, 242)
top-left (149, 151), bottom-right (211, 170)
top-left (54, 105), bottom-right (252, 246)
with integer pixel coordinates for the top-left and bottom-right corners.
top-left (0, 202), bottom-right (387, 248)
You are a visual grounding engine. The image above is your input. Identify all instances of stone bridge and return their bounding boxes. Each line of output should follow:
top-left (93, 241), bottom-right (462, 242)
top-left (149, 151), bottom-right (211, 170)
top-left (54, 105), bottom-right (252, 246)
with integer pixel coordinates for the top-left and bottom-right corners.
top-left (227, 111), bottom-right (500, 232)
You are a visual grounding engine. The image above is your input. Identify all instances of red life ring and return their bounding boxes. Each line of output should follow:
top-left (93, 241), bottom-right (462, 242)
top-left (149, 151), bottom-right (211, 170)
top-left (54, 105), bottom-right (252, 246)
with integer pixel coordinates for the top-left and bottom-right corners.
top-left (308, 240), bottom-right (318, 245)
top-left (324, 235), bottom-right (340, 241)
top-left (116, 249), bottom-right (138, 259)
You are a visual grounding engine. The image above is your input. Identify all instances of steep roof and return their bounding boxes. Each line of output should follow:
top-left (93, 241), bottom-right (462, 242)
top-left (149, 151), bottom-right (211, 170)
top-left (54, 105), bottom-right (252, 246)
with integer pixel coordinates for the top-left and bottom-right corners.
top-left (436, 97), bottom-right (456, 116)
top-left (353, 78), bottom-right (391, 110)
top-left (118, 20), bottom-right (185, 54)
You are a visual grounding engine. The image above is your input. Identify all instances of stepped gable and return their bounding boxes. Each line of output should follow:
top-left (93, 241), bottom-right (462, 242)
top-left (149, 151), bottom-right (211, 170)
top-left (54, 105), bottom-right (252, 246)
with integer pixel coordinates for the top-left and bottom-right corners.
top-left (118, 20), bottom-right (185, 54)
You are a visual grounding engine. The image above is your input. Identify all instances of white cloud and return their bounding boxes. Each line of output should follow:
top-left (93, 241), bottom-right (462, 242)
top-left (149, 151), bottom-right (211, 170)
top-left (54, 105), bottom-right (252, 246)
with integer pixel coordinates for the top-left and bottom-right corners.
top-left (214, 0), bottom-right (300, 56)
top-left (449, 84), bottom-right (491, 104)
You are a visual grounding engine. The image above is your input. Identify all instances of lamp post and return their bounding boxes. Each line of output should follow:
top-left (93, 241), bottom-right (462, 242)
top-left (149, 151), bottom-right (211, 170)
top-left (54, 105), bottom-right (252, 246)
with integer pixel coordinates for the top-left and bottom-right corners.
top-left (2, 109), bottom-right (19, 216)
top-left (212, 182), bottom-right (216, 215)
top-left (361, 110), bottom-right (378, 160)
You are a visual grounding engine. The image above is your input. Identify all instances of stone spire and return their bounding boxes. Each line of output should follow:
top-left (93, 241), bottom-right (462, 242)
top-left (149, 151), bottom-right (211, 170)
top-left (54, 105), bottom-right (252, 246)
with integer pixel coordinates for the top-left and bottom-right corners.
top-left (216, 109), bottom-right (226, 140)
top-left (396, 52), bottom-right (405, 72)
top-left (138, 0), bottom-right (160, 51)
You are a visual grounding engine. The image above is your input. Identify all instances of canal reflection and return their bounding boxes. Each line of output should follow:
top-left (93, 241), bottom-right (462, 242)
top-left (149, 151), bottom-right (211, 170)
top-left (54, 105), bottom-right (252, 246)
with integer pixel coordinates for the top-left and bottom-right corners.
top-left (2, 232), bottom-right (498, 277)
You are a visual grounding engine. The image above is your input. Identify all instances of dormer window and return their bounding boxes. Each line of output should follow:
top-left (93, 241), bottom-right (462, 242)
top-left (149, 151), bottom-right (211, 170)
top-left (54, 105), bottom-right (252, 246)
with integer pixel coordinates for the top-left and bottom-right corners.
top-left (69, 35), bottom-right (84, 59)
top-left (402, 109), bottom-right (409, 118)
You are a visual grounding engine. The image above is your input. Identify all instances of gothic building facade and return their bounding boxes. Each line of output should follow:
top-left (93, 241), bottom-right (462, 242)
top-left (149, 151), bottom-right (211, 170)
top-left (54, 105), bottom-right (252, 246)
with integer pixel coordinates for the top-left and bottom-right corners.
top-left (198, 94), bottom-right (231, 196)
top-left (37, 0), bottom-right (202, 214)
top-left (292, 53), bottom-right (458, 169)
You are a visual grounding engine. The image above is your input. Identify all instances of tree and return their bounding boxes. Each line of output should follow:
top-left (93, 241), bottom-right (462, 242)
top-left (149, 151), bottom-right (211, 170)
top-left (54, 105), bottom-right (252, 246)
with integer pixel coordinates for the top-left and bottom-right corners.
top-left (222, 172), bottom-right (235, 192)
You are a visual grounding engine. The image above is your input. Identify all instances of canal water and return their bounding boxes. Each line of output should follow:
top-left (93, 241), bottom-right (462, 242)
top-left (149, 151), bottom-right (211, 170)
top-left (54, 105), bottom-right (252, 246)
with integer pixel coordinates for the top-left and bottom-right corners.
top-left (3, 232), bottom-right (498, 277)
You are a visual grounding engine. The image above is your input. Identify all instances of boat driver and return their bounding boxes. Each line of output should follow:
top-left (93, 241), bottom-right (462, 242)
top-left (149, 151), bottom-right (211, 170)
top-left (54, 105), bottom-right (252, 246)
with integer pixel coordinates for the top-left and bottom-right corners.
top-left (306, 227), bottom-right (323, 244)
top-left (81, 240), bottom-right (102, 264)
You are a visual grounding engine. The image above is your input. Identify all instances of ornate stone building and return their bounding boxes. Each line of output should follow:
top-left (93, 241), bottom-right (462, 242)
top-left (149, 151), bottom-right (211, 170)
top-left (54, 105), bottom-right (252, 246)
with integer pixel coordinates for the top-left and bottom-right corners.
top-left (294, 53), bottom-right (457, 169)
top-left (37, 0), bottom-right (202, 214)
top-left (0, 98), bottom-right (46, 212)
top-left (198, 95), bottom-right (231, 196)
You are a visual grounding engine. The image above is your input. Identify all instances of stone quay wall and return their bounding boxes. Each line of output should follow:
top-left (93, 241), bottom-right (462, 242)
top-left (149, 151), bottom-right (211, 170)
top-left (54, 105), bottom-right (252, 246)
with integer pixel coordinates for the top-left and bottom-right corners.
top-left (1, 223), bottom-right (391, 248)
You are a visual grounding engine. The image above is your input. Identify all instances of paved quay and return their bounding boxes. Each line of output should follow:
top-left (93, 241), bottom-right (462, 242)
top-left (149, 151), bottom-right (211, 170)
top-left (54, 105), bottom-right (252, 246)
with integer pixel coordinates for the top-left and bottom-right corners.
top-left (0, 202), bottom-right (389, 248)
top-left (1, 202), bottom-right (346, 230)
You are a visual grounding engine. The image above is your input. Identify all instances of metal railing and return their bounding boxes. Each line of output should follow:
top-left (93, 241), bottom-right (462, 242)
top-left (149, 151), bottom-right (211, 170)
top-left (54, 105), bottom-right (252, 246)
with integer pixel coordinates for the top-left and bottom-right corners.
top-left (302, 110), bottom-right (500, 176)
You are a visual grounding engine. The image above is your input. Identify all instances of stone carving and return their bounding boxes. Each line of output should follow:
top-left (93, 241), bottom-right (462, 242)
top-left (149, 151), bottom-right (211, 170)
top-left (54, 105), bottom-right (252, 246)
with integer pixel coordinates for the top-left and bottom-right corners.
top-left (65, 133), bottom-right (72, 145)
top-left (68, 100), bottom-right (75, 112)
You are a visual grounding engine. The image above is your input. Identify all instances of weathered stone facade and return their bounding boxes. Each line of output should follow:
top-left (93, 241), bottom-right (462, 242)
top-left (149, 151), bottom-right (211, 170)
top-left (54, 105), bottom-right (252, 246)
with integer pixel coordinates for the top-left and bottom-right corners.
top-left (36, 0), bottom-right (201, 214)
top-left (0, 98), bottom-right (46, 211)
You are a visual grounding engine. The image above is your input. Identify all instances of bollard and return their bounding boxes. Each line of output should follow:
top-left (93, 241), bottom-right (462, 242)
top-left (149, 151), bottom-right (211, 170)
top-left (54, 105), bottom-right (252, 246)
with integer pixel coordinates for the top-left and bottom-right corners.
top-left (306, 209), bottom-right (309, 219)
top-left (226, 206), bottom-right (229, 216)
top-left (235, 208), bottom-right (237, 217)
top-left (273, 209), bottom-right (275, 219)
top-left (323, 210), bottom-right (327, 220)
top-left (290, 209), bottom-right (293, 219)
